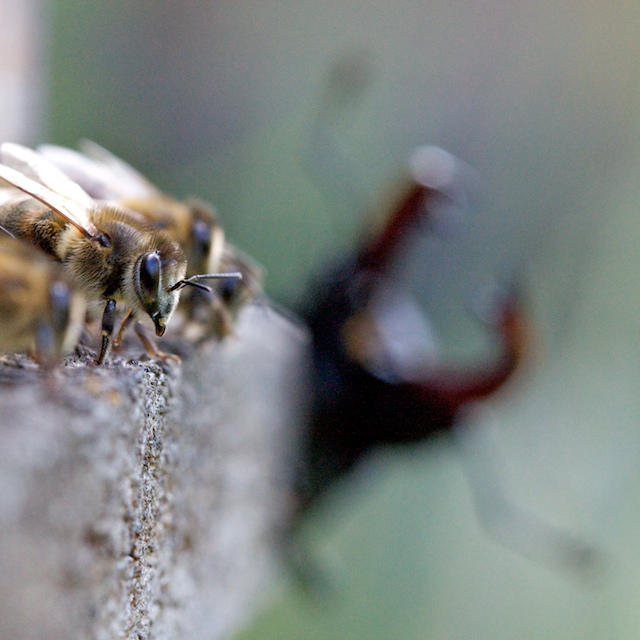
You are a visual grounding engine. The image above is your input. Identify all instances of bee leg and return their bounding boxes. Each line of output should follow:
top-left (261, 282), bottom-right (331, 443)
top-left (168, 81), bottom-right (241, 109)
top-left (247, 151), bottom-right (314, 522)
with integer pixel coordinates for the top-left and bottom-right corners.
top-left (97, 299), bottom-right (117, 364)
top-left (133, 321), bottom-right (181, 364)
top-left (34, 320), bottom-right (56, 366)
top-left (113, 310), bottom-right (134, 349)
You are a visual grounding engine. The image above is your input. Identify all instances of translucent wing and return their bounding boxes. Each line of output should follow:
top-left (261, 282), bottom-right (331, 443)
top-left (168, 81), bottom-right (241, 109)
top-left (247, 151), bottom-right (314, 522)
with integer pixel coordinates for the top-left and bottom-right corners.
top-left (78, 139), bottom-right (164, 199)
top-left (1, 143), bottom-right (96, 210)
top-left (0, 144), bottom-right (98, 237)
top-left (37, 143), bottom-right (124, 202)
top-left (0, 187), bottom-right (22, 208)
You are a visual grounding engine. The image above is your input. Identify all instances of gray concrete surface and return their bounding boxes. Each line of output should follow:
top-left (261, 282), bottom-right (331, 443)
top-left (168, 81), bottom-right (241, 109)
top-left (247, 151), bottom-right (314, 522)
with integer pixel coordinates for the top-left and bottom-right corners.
top-left (0, 305), bottom-right (307, 640)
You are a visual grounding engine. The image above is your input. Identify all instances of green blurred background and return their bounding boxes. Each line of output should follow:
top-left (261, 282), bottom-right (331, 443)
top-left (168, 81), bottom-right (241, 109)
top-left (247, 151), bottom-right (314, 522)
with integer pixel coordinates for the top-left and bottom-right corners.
top-left (15, 0), bottom-right (640, 637)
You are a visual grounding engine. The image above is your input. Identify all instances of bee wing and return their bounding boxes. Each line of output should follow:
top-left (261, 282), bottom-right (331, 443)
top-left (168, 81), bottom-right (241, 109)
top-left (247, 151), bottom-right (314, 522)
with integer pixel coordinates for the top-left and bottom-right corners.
top-left (78, 139), bottom-right (164, 199)
top-left (1, 143), bottom-right (97, 210)
top-left (0, 187), bottom-right (21, 206)
top-left (0, 147), bottom-right (98, 237)
top-left (37, 143), bottom-right (125, 202)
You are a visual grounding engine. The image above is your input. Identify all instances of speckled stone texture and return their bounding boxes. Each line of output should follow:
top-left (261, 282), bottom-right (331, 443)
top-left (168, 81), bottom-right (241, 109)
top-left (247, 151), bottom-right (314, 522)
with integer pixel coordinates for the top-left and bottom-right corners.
top-left (0, 306), bottom-right (307, 640)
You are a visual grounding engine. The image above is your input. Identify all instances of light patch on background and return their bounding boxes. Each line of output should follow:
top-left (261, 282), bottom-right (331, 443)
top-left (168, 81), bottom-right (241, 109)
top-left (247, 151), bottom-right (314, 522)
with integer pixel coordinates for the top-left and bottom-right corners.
top-left (0, 0), bottom-right (47, 143)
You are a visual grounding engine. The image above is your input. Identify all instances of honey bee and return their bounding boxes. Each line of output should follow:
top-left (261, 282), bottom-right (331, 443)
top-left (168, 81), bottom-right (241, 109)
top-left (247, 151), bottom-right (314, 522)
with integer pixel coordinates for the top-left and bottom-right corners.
top-left (0, 143), bottom-right (238, 364)
top-left (38, 141), bottom-right (263, 341)
top-left (0, 231), bottom-right (86, 364)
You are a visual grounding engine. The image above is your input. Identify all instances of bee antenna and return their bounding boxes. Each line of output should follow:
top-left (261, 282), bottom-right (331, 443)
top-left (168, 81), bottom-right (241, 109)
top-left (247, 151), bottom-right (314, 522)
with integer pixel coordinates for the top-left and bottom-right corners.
top-left (168, 271), bottom-right (243, 293)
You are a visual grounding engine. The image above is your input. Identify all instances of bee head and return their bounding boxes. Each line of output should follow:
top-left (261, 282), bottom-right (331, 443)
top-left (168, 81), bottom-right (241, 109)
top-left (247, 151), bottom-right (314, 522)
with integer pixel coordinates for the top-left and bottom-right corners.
top-left (134, 246), bottom-right (187, 336)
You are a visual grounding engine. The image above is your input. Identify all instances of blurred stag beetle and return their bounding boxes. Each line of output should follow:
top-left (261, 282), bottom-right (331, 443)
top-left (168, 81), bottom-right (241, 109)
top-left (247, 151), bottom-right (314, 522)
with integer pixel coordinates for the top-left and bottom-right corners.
top-left (291, 143), bottom-right (598, 589)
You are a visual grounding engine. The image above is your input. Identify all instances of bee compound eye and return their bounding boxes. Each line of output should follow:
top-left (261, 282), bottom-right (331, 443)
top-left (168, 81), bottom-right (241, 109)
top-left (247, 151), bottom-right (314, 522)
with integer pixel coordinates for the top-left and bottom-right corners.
top-left (192, 219), bottom-right (211, 257)
top-left (220, 276), bottom-right (240, 302)
top-left (94, 232), bottom-right (112, 248)
top-left (139, 251), bottom-right (161, 297)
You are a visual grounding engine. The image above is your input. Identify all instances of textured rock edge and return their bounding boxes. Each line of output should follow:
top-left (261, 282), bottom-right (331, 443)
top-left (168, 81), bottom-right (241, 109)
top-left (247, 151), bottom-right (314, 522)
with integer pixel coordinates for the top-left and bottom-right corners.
top-left (0, 306), bottom-right (308, 640)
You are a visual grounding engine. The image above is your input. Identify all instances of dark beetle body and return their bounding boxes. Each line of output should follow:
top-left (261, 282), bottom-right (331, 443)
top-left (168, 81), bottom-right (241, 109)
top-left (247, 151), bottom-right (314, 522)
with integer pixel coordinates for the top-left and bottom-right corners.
top-left (295, 175), bottom-right (528, 516)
